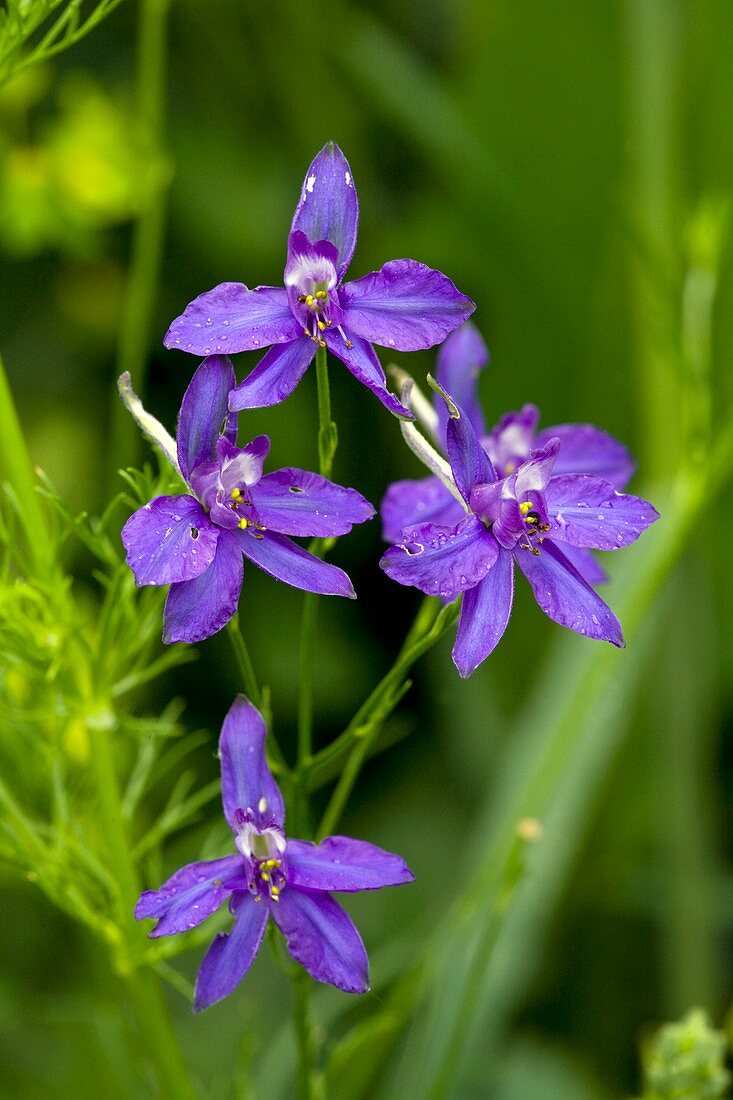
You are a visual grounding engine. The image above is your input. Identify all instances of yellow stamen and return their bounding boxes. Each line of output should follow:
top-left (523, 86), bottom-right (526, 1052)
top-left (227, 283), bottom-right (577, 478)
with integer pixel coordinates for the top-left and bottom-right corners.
top-left (505, 462), bottom-right (515, 475)
top-left (305, 294), bottom-right (314, 306)
top-left (261, 872), bottom-right (269, 882)
top-left (231, 487), bottom-right (242, 500)
top-left (238, 517), bottom-right (249, 530)
top-left (519, 501), bottom-right (533, 515)
top-left (315, 289), bottom-right (327, 300)
top-left (271, 887), bottom-right (280, 899)
top-left (317, 320), bottom-right (326, 331)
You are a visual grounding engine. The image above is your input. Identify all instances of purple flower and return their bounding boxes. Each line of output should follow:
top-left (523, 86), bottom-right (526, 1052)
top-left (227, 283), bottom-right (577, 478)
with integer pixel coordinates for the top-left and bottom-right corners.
top-left (121, 355), bottom-right (374, 644)
top-left (135, 696), bottom-right (414, 1008)
top-left (164, 143), bottom-right (475, 419)
top-left (380, 384), bottom-right (659, 677)
top-left (382, 321), bottom-right (637, 586)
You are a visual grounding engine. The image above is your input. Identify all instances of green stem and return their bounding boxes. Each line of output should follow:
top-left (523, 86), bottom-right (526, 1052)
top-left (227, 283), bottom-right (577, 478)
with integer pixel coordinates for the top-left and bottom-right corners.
top-left (227, 616), bottom-right (288, 776)
top-left (315, 598), bottom-right (458, 839)
top-left (315, 345), bottom-right (337, 478)
top-left (0, 353), bottom-right (51, 572)
top-left (109, 0), bottom-right (170, 487)
top-left (297, 591), bottom-right (319, 768)
top-left (294, 969), bottom-right (317, 1100)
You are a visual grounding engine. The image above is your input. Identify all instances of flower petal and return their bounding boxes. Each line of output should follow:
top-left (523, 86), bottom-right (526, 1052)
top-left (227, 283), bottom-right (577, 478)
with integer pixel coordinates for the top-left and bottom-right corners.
top-left (228, 336), bottom-right (316, 411)
top-left (122, 495), bottom-right (218, 586)
top-left (380, 477), bottom-right (464, 543)
top-left (249, 468), bottom-right (375, 538)
top-left (286, 837), bottom-right (414, 894)
top-left (216, 435), bottom-right (271, 492)
top-left (272, 887), bottom-right (369, 993)
top-left (220, 695), bottom-right (285, 831)
top-left (513, 438), bottom-right (560, 497)
top-left (177, 355), bottom-right (237, 483)
top-left (446, 402), bottom-right (496, 502)
top-left (545, 474), bottom-right (659, 550)
top-left (164, 284), bottom-right (300, 356)
top-left (290, 143), bottom-right (359, 278)
top-left (135, 855), bottom-right (244, 938)
top-left (340, 260), bottom-right (475, 351)
top-left (486, 405), bottom-right (540, 475)
top-left (163, 530), bottom-right (243, 643)
top-left (238, 529), bottom-right (356, 598)
top-left (452, 548), bottom-right (514, 677)
top-left (516, 539), bottom-right (624, 646)
top-left (324, 331), bottom-right (412, 418)
top-left (536, 423), bottom-right (635, 489)
top-left (193, 892), bottom-right (269, 1011)
top-left (380, 515), bottom-right (498, 600)
top-left (434, 321), bottom-right (489, 443)
top-left (559, 544), bottom-right (609, 586)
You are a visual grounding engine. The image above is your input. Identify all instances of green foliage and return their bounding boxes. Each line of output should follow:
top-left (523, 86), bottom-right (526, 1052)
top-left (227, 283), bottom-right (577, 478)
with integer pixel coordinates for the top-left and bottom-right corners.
top-left (637, 1010), bottom-right (731, 1100)
top-left (0, 0), bottom-right (124, 89)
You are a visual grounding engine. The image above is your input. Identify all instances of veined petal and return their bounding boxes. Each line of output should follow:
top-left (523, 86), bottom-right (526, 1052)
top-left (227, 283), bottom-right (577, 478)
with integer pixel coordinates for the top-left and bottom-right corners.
top-left (452, 548), bottom-right (514, 677)
top-left (324, 331), bottom-right (412, 418)
top-left (249, 468), bottom-right (375, 538)
top-left (340, 260), bottom-right (475, 351)
top-left (380, 515), bottom-right (498, 600)
top-left (486, 405), bottom-right (540, 475)
top-left (559, 544), bottom-right (609, 586)
top-left (285, 230), bottom-right (339, 291)
top-left (272, 887), bottom-right (369, 994)
top-left (220, 695), bottom-right (285, 831)
top-left (216, 435), bottom-right (271, 492)
top-left (435, 321), bottom-right (489, 443)
top-left (163, 530), bottom-right (243, 644)
top-left (516, 539), bottom-right (624, 646)
top-left (286, 837), bottom-right (414, 894)
top-left (177, 355), bottom-right (237, 482)
top-left (135, 855), bottom-right (244, 938)
top-left (537, 423), bottom-right (635, 489)
top-left (446, 400), bottom-right (496, 502)
top-left (545, 474), bottom-right (659, 550)
top-left (193, 892), bottom-right (269, 1011)
top-left (238, 529), bottom-right (356, 598)
top-left (122, 495), bottom-right (218, 586)
top-left (290, 143), bottom-right (359, 279)
top-left (228, 337), bottom-right (316, 411)
top-left (513, 438), bottom-right (560, 497)
top-left (164, 284), bottom-right (300, 356)
top-left (380, 477), bottom-right (464, 544)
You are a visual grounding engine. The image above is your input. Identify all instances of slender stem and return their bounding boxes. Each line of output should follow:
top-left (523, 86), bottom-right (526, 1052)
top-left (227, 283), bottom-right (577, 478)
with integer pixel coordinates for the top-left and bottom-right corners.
top-left (0, 353), bottom-right (51, 572)
top-left (316, 598), bottom-right (458, 839)
top-left (294, 969), bottom-right (316, 1100)
top-left (227, 616), bottom-right (288, 775)
top-left (314, 346), bottom-right (337, 478)
top-left (108, 0), bottom-right (170, 487)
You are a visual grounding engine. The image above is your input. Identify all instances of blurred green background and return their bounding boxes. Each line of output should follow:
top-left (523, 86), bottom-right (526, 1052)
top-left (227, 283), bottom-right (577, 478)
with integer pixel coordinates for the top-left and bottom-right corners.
top-left (1, 1), bottom-right (732, 1096)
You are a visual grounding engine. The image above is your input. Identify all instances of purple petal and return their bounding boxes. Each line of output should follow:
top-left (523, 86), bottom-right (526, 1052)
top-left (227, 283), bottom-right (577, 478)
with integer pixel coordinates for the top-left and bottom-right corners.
top-left (286, 836), bottom-right (414, 894)
top-left (513, 438), bottom-right (560, 498)
top-left (290, 143), bottom-right (359, 279)
top-left (559, 544), bottom-right (609, 585)
top-left (486, 405), bottom-right (540, 476)
top-left (122, 495), bottom-right (218, 586)
top-left (545, 474), bottom-right (659, 550)
top-left (272, 887), bottom-right (369, 993)
top-left (285, 230), bottom-right (340, 290)
top-left (135, 855), bottom-right (244, 938)
top-left (380, 515), bottom-right (498, 600)
top-left (452, 548), bottom-right (514, 676)
top-left (220, 695), bottom-right (285, 831)
top-left (446, 403), bottom-right (496, 502)
top-left (238, 529), bottom-right (356, 598)
top-left (177, 355), bottom-right (237, 482)
top-left (435, 321), bottom-right (489, 443)
top-left (216, 435), bottom-right (271, 493)
top-left (228, 336), bottom-right (315, 411)
top-left (380, 477), bottom-right (464, 543)
top-left (165, 283), bottom-right (300, 356)
top-left (249, 468), bottom-right (375, 538)
top-left (324, 331), bottom-right (412, 418)
top-left (516, 539), bottom-right (624, 646)
top-left (339, 260), bottom-right (475, 351)
top-left (163, 530), bottom-right (243, 644)
top-left (193, 892), bottom-right (269, 1011)
top-left (537, 423), bottom-right (635, 489)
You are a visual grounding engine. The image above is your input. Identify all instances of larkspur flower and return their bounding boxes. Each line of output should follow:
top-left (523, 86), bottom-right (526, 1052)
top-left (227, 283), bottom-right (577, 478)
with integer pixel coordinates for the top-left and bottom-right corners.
top-left (135, 696), bottom-right (414, 1008)
top-left (164, 142), bottom-right (475, 419)
top-left (121, 355), bottom-right (374, 644)
top-left (382, 321), bottom-right (637, 585)
top-left (380, 382), bottom-right (659, 677)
